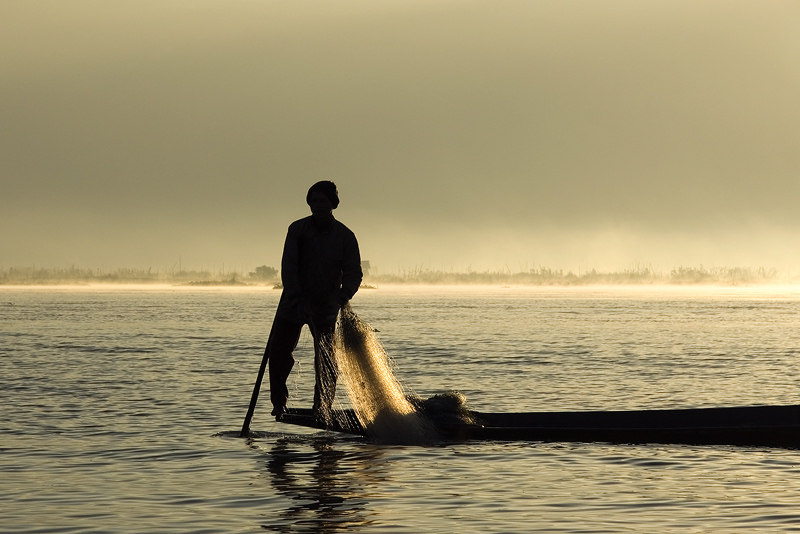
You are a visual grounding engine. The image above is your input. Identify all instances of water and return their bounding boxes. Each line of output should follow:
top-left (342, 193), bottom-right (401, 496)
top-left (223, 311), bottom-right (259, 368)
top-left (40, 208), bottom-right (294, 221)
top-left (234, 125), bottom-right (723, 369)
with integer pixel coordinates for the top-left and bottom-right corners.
top-left (3, 284), bottom-right (800, 533)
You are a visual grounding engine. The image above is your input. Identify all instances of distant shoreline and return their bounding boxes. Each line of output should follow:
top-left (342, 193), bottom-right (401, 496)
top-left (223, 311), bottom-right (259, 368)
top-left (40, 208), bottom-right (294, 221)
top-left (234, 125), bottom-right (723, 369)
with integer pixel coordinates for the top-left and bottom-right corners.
top-left (0, 265), bottom-right (793, 286)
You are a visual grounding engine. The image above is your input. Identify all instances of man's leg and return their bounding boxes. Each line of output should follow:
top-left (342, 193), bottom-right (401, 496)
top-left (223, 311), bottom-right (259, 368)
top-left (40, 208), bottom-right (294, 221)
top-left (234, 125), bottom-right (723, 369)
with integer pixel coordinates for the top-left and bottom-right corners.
top-left (311, 320), bottom-right (338, 418)
top-left (267, 315), bottom-right (303, 415)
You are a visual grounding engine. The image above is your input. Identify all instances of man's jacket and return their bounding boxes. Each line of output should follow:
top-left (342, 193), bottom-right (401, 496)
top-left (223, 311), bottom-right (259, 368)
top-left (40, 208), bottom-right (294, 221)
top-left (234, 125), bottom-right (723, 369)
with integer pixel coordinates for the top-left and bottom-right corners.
top-left (276, 215), bottom-right (362, 323)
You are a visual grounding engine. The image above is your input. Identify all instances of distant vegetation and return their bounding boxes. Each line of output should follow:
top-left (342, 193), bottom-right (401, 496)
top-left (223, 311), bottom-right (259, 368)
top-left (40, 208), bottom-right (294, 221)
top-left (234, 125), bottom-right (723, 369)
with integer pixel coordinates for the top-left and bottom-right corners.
top-left (0, 265), bottom-right (280, 286)
top-left (0, 264), bottom-right (792, 286)
top-left (367, 265), bottom-right (785, 286)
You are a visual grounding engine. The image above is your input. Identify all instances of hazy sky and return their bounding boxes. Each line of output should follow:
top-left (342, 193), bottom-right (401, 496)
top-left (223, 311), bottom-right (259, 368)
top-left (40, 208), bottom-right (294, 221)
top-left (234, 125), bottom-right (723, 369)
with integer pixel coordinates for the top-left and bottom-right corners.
top-left (3, 1), bottom-right (800, 273)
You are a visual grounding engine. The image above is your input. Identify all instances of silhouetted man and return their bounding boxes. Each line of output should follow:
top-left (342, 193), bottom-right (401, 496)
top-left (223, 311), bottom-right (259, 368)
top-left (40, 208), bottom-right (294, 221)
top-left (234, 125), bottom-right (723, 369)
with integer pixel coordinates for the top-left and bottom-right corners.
top-left (267, 181), bottom-right (362, 420)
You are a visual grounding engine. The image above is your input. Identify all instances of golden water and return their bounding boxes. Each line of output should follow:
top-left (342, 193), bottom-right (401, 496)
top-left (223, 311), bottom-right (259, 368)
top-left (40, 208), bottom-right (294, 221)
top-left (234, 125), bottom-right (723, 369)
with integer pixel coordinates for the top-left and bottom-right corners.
top-left (5, 285), bottom-right (800, 533)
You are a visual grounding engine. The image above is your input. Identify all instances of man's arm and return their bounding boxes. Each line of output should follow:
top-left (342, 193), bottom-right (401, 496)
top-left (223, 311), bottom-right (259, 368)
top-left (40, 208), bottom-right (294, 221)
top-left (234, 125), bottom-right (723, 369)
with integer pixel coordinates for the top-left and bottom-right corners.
top-left (339, 232), bottom-right (363, 305)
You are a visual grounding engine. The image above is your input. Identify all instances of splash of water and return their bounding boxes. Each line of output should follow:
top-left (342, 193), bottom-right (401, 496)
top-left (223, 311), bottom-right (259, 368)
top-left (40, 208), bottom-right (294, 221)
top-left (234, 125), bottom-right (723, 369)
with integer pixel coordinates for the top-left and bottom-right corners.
top-left (334, 305), bottom-right (436, 444)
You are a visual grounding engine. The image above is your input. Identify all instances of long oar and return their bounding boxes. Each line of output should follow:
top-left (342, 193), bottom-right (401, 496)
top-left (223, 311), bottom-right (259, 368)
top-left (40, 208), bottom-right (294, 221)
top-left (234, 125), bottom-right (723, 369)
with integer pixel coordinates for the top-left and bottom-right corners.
top-left (240, 345), bottom-right (269, 437)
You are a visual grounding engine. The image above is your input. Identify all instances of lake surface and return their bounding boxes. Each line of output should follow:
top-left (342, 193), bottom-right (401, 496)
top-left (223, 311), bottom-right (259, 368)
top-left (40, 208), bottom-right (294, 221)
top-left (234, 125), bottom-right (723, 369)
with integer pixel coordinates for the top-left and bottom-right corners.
top-left (3, 284), bottom-right (800, 533)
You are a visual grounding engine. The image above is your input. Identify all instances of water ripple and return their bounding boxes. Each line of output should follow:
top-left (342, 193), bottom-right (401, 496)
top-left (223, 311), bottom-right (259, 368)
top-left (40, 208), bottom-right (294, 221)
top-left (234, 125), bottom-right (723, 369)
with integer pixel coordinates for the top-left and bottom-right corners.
top-left (4, 287), bottom-right (800, 533)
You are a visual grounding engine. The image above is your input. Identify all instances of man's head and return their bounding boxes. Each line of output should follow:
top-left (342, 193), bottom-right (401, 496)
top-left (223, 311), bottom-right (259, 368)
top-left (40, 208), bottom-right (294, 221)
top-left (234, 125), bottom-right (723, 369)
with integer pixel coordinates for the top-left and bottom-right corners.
top-left (306, 181), bottom-right (339, 210)
top-left (307, 181), bottom-right (338, 225)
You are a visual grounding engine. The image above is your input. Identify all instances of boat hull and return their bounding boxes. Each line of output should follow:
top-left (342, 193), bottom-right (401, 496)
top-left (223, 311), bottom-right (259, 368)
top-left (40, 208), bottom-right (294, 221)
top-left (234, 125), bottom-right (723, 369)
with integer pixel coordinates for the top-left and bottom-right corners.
top-left (277, 404), bottom-right (800, 448)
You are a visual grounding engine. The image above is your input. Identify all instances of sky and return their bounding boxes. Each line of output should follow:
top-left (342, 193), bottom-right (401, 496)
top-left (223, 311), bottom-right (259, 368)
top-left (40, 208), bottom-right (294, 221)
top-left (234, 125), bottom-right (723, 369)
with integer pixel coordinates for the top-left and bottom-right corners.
top-left (3, 1), bottom-right (800, 274)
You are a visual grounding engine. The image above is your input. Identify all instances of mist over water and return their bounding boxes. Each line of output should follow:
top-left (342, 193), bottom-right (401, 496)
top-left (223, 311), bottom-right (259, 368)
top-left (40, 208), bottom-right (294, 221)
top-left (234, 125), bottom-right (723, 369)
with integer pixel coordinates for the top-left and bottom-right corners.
top-left (3, 2), bottom-right (800, 273)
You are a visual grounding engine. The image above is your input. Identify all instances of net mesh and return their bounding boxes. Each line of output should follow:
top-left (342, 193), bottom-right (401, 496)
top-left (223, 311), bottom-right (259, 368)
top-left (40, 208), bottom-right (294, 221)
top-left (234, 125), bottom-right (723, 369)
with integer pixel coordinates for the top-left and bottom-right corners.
top-left (334, 305), bottom-right (436, 444)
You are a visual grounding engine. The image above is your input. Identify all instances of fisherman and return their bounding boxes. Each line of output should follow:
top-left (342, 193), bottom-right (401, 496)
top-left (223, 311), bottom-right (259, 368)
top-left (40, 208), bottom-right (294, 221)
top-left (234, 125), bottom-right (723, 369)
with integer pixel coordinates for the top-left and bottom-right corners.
top-left (267, 181), bottom-right (362, 421)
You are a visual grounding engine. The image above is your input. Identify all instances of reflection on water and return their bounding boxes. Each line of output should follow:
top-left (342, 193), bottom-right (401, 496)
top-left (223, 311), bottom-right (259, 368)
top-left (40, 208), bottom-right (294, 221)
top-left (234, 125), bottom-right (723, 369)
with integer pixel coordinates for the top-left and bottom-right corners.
top-left (5, 286), bottom-right (800, 533)
top-left (257, 436), bottom-right (384, 533)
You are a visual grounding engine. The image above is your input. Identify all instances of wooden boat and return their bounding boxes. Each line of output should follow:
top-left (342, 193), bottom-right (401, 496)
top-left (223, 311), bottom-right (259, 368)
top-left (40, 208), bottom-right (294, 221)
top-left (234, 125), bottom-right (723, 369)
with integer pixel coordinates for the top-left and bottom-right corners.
top-left (276, 404), bottom-right (800, 448)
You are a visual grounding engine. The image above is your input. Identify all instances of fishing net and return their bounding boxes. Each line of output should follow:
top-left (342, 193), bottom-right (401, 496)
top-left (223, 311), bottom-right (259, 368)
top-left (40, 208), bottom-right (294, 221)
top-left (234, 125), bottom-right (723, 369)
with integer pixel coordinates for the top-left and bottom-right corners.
top-left (334, 304), bottom-right (436, 444)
